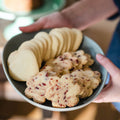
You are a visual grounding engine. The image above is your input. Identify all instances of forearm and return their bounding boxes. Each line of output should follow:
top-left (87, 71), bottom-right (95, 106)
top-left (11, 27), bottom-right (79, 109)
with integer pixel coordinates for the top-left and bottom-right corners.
top-left (61, 0), bottom-right (118, 29)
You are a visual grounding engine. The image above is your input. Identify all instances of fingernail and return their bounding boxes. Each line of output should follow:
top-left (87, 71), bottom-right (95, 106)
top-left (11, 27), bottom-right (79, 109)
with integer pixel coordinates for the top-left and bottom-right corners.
top-left (96, 54), bottom-right (104, 60)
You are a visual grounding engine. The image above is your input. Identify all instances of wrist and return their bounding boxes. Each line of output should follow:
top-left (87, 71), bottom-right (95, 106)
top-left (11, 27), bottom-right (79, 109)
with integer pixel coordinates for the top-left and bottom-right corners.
top-left (61, 1), bottom-right (97, 29)
top-left (60, 10), bottom-right (75, 28)
top-left (61, 1), bottom-right (83, 28)
top-left (61, 0), bottom-right (118, 30)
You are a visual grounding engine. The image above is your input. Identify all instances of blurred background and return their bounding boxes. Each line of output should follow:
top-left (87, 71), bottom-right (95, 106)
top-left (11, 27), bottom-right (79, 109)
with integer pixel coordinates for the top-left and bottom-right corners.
top-left (0, 0), bottom-right (120, 119)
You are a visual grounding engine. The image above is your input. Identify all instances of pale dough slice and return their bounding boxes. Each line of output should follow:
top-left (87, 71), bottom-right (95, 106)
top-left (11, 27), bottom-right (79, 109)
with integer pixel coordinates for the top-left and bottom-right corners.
top-left (45, 35), bottom-right (53, 59)
top-left (50, 35), bottom-right (59, 58)
top-left (61, 27), bottom-right (71, 52)
top-left (35, 37), bottom-right (48, 61)
top-left (8, 50), bottom-right (39, 81)
top-left (30, 40), bottom-right (42, 67)
top-left (69, 29), bottom-right (75, 51)
top-left (32, 38), bottom-right (44, 60)
top-left (34, 32), bottom-right (52, 61)
top-left (7, 50), bottom-right (18, 65)
top-left (58, 28), bottom-right (68, 52)
top-left (18, 41), bottom-right (38, 63)
top-left (28, 40), bottom-right (41, 65)
top-left (50, 29), bottom-right (65, 55)
top-left (72, 28), bottom-right (83, 51)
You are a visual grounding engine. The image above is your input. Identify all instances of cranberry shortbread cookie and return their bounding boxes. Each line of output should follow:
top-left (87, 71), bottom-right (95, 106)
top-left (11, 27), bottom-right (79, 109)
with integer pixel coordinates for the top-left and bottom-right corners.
top-left (71, 69), bottom-right (101, 98)
top-left (45, 74), bottom-right (81, 108)
top-left (25, 71), bottom-right (49, 103)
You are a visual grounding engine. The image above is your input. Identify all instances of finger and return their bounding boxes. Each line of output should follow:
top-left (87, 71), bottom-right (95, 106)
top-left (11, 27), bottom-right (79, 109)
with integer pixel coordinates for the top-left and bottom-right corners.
top-left (19, 20), bottom-right (43, 33)
top-left (96, 54), bottom-right (120, 77)
top-left (93, 78), bottom-right (112, 103)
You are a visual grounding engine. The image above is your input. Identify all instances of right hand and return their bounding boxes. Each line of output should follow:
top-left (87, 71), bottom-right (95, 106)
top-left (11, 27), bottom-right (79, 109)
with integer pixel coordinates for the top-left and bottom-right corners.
top-left (19, 12), bottom-right (73, 33)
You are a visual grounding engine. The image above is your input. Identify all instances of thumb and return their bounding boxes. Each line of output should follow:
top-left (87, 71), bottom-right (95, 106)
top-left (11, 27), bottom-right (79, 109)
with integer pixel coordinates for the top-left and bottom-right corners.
top-left (93, 78), bottom-right (112, 103)
top-left (96, 54), bottom-right (120, 78)
top-left (19, 20), bottom-right (43, 33)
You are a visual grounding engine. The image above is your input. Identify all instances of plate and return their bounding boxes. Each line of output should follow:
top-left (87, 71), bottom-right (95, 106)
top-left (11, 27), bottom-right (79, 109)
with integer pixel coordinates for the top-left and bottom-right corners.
top-left (2, 29), bottom-right (108, 112)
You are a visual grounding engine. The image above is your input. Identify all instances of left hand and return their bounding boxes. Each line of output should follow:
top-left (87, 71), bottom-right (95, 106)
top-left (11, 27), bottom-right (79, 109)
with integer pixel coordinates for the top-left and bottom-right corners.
top-left (93, 54), bottom-right (120, 103)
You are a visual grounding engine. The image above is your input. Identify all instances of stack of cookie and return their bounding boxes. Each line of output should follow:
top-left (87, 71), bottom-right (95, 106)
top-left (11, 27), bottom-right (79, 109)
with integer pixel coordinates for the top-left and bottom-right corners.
top-left (25, 50), bottom-right (101, 108)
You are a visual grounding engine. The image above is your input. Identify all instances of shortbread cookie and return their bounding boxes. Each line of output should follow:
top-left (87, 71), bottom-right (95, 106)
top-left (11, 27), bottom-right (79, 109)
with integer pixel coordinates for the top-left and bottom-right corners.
top-left (55, 50), bottom-right (89, 70)
top-left (30, 40), bottom-right (42, 67)
top-left (36, 37), bottom-right (48, 61)
top-left (50, 35), bottom-right (59, 58)
top-left (41, 64), bottom-right (59, 77)
top-left (58, 29), bottom-right (68, 52)
top-left (72, 50), bottom-right (88, 66)
top-left (71, 69), bottom-right (101, 98)
top-left (44, 52), bottom-right (73, 75)
top-left (33, 38), bottom-right (44, 60)
top-left (7, 50), bottom-right (18, 65)
top-left (18, 41), bottom-right (38, 58)
top-left (9, 50), bottom-right (39, 81)
top-left (25, 71), bottom-right (50, 103)
top-left (45, 74), bottom-right (80, 108)
top-left (18, 40), bottom-right (40, 66)
top-left (34, 32), bottom-right (52, 61)
top-left (69, 29), bottom-right (75, 51)
top-left (43, 50), bottom-right (91, 75)
top-left (72, 28), bottom-right (83, 51)
top-left (50, 29), bottom-right (66, 54)
top-left (80, 87), bottom-right (93, 98)
top-left (61, 28), bottom-right (71, 52)
top-left (83, 54), bottom-right (94, 68)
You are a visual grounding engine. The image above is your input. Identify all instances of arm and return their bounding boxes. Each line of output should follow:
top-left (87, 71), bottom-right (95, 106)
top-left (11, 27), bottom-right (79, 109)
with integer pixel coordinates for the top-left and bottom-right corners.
top-left (19, 0), bottom-right (118, 32)
top-left (61, 0), bottom-right (118, 30)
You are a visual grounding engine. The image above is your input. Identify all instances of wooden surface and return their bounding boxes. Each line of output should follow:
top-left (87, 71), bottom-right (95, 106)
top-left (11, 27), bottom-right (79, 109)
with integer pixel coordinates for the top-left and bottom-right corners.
top-left (0, 1), bottom-right (120, 119)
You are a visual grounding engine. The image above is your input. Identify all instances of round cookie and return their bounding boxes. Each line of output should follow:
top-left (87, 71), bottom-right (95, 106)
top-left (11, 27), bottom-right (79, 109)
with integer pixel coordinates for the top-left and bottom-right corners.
top-left (58, 28), bottom-right (68, 52)
top-left (50, 35), bottom-right (59, 58)
top-left (18, 41), bottom-right (39, 66)
top-left (7, 50), bottom-right (18, 65)
top-left (61, 27), bottom-right (72, 52)
top-left (34, 32), bottom-right (52, 61)
top-left (50, 28), bottom-right (65, 55)
top-left (72, 28), bottom-right (83, 51)
top-left (32, 38), bottom-right (44, 60)
top-left (36, 37), bottom-right (48, 61)
top-left (30, 40), bottom-right (42, 67)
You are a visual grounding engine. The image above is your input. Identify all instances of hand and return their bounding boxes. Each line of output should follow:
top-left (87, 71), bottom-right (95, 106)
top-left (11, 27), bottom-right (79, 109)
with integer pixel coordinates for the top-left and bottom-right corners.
top-left (19, 12), bottom-right (73, 33)
top-left (93, 54), bottom-right (120, 103)
top-left (19, 0), bottom-right (118, 33)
